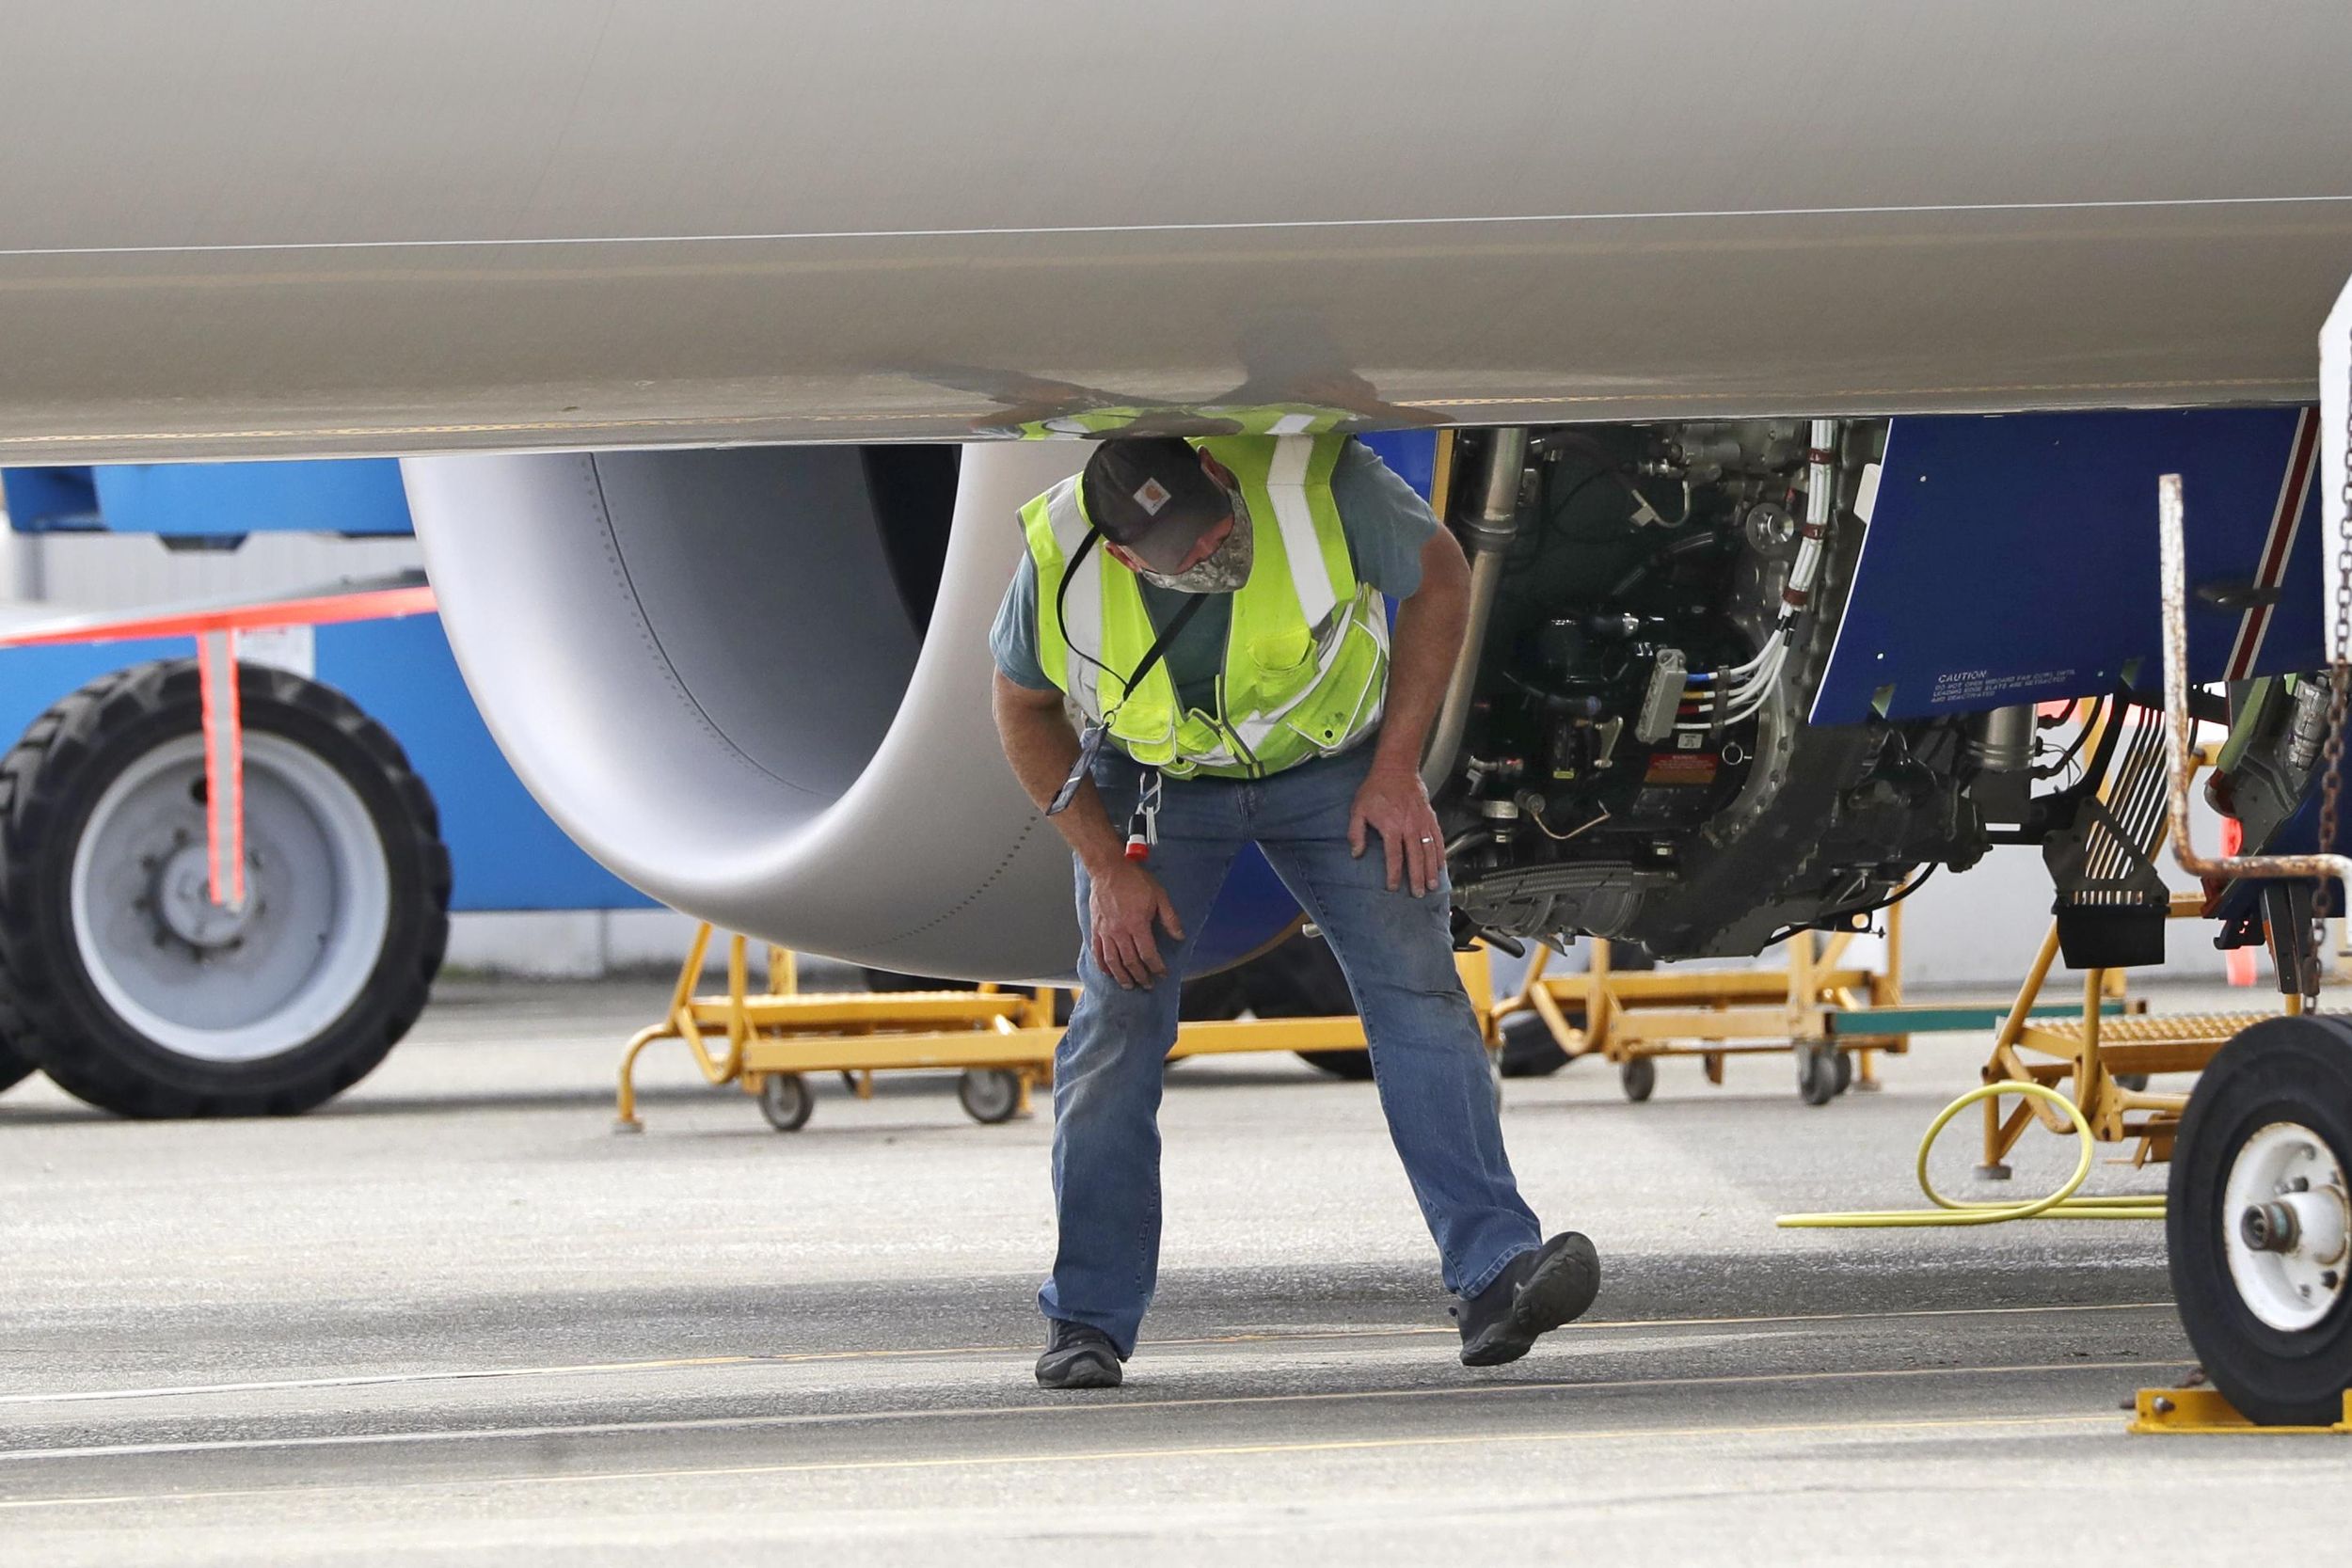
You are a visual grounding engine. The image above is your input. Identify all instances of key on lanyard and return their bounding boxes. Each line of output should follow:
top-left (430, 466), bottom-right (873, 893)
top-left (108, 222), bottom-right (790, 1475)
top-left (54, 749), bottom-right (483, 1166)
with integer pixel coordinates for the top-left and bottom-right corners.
top-left (1047, 721), bottom-right (1108, 816)
top-left (1124, 768), bottom-right (1163, 863)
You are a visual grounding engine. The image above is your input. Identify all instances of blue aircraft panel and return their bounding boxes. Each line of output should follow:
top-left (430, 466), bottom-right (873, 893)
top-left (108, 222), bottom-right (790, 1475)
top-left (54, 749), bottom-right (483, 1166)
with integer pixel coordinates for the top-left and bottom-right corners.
top-left (1355, 429), bottom-right (1438, 499)
top-left (1815, 408), bottom-right (2325, 723)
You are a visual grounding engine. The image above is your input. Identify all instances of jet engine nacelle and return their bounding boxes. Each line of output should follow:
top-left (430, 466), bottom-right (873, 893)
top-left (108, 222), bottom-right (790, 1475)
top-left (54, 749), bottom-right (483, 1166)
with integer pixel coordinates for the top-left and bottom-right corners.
top-left (405, 442), bottom-right (1095, 982)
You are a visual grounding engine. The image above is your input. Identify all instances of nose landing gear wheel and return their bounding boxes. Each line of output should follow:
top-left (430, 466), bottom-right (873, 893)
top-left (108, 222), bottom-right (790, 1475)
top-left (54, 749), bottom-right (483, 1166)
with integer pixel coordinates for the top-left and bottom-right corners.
top-left (758, 1071), bottom-right (813, 1132)
top-left (2167, 1014), bottom-right (2352, 1426)
top-left (958, 1067), bottom-right (1025, 1125)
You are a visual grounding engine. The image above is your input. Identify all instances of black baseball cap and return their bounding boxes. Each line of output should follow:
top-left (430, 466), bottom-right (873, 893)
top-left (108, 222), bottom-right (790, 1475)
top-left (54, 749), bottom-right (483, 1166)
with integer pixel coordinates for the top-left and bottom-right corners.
top-left (1080, 438), bottom-right (1232, 573)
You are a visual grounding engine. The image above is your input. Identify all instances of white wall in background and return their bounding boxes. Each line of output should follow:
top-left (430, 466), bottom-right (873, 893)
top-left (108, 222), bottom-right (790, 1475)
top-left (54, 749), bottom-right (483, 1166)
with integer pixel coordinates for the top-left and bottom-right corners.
top-left (445, 910), bottom-right (865, 986)
top-left (1899, 786), bottom-right (2245, 987)
top-left (6, 529), bottom-right (421, 611)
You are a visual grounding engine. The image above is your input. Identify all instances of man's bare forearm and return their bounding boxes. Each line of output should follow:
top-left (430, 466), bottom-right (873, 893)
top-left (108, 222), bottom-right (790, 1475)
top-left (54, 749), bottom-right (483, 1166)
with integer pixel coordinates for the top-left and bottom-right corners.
top-left (992, 675), bottom-right (1127, 874)
top-left (1371, 532), bottom-right (1470, 777)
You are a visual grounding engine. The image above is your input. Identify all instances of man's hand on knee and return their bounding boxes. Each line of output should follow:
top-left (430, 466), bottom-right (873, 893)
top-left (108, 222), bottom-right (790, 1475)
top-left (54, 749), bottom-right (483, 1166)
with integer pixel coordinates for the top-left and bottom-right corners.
top-left (1348, 758), bottom-right (1445, 897)
top-left (1089, 863), bottom-right (1185, 990)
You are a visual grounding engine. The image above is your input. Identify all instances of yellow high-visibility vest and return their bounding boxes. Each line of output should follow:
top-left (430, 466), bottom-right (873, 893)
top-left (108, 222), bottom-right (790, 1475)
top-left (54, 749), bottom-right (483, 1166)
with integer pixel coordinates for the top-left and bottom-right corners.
top-left (1021, 435), bottom-right (1390, 779)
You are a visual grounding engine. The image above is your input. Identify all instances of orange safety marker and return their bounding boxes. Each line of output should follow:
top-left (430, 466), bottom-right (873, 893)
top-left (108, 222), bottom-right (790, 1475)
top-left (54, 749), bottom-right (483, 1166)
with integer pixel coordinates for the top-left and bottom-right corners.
top-left (195, 629), bottom-right (246, 910)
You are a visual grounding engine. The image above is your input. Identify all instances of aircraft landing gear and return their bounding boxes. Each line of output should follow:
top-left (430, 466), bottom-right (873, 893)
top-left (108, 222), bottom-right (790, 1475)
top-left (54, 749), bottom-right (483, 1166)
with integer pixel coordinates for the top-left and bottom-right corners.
top-left (2167, 1013), bottom-right (2352, 1426)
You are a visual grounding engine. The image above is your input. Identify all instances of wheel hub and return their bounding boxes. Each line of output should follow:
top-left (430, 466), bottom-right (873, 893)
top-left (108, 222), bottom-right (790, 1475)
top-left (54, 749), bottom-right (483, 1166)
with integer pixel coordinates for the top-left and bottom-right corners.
top-left (2223, 1121), bottom-right (2351, 1332)
top-left (151, 841), bottom-right (256, 949)
top-left (72, 733), bottom-right (391, 1063)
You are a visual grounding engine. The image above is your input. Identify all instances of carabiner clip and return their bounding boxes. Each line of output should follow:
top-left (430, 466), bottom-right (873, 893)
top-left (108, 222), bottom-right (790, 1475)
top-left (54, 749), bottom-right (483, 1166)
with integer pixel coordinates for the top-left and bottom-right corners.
top-left (1124, 768), bottom-right (1163, 863)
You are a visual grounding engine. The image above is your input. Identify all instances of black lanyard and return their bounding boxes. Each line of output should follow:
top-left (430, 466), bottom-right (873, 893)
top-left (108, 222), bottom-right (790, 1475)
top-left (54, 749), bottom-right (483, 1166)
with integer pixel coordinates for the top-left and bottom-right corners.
top-left (1045, 528), bottom-right (1210, 816)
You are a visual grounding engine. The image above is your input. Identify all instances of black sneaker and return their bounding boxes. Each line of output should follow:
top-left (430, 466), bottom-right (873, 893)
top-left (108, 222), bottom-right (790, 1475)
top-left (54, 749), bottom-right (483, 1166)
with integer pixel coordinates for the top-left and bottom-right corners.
top-left (1035, 1319), bottom-right (1124, 1389)
top-left (1453, 1232), bottom-right (1600, 1367)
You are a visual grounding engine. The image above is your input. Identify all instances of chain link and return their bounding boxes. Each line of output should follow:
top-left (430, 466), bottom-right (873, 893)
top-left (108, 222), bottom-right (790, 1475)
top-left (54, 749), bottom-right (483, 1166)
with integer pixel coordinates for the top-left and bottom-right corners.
top-left (2315, 325), bottom-right (2352, 1005)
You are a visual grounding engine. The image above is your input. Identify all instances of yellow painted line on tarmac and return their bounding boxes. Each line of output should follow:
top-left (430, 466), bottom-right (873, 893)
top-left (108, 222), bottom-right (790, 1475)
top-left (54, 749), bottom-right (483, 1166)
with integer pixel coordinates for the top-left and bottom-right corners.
top-left (0, 1358), bottom-right (2185, 1465)
top-left (0, 1300), bottom-right (2173, 1408)
top-left (0, 1409), bottom-right (2126, 1513)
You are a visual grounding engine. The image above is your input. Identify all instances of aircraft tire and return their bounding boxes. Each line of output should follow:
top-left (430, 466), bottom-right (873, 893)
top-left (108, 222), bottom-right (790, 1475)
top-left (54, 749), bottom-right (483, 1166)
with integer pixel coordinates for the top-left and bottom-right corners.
top-left (2167, 1014), bottom-right (2352, 1426)
top-left (1499, 1011), bottom-right (1570, 1078)
top-left (0, 1033), bottom-right (34, 1094)
top-left (0, 659), bottom-right (450, 1118)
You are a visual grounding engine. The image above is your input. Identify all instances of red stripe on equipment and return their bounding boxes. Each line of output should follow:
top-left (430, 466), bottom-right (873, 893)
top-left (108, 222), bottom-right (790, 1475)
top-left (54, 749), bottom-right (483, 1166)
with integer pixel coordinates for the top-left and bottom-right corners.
top-left (2225, 409), bottom-right (2321, 681)
top-left (0, 585), bottom-right (436, 650)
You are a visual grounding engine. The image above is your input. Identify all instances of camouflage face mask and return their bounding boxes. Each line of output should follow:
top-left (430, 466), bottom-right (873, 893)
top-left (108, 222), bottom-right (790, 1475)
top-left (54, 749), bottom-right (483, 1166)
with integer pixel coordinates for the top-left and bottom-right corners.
top-left (1139, 492), bottom-right (1254, 594)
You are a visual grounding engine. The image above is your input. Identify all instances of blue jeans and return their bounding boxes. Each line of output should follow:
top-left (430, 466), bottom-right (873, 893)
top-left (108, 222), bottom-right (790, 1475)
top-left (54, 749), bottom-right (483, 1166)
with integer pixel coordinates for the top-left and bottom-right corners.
top-left (1039, 744), bottom-right (1544, 1355)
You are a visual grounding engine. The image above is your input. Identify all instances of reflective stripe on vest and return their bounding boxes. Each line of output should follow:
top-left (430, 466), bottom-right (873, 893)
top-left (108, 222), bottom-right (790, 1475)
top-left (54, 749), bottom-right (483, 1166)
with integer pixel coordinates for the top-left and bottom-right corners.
top-left (1014, 404), bottom-right (1358, 440)
top-left (1020, 434), bottom-right (1390, 778)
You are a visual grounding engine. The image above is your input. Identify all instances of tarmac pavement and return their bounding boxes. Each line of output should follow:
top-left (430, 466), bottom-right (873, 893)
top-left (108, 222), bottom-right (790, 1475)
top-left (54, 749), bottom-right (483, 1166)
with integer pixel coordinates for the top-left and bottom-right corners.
top-left (3, 976), bottom-right (2345, 1564)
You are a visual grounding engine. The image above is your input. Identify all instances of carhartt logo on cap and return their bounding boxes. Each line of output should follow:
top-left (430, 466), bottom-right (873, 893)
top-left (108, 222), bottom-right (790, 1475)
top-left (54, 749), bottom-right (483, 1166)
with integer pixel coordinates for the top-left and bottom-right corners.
top-left (1133, 478), bottom-right (1172, 516)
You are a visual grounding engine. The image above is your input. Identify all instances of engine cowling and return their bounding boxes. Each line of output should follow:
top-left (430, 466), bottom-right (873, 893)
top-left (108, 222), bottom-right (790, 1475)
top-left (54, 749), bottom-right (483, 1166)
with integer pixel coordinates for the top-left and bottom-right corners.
top-left (405, 442), bottom-right (1104, 981)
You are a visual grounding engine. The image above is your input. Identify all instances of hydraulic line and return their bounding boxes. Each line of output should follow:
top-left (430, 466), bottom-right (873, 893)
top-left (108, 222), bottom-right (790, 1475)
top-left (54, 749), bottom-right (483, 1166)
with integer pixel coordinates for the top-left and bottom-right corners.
top-left (1679, 419), bottom-right (1838, 726)
top-left (1422, 428), bottom-right (1527, 795)
top-left (1776, 1080), bottom-right (2166, 1228)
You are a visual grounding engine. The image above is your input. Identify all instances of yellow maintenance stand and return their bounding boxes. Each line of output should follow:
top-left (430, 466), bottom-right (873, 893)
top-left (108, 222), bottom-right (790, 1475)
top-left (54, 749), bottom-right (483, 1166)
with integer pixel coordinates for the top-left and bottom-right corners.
top-left (1491, 916), bottom-right (1905, 1105)
top-left (616, 925), bottom-right (1501, 1132)
top-left (1486, 906), bottom-right (2135, 1106)
top-left (1978, 891), bottom-right (2291, 1177)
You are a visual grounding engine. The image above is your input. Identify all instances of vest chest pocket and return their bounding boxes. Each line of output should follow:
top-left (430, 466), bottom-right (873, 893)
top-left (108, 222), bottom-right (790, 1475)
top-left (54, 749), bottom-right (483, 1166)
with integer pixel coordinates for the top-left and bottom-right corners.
top-left (1279, 616), bottom-right (1388, 757)
top-left (1244, 626), bottom-right (1316, 710)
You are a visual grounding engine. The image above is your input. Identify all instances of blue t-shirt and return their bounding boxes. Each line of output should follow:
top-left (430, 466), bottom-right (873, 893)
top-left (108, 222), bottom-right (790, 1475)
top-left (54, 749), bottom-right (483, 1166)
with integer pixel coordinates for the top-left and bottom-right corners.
top-left (990, 437), bottom-right (1438, 714)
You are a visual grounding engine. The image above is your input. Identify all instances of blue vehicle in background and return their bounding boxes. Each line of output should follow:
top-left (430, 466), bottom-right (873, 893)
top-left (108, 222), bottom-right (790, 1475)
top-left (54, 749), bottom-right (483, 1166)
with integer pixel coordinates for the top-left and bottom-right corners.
top-left (0, 461), bottom-right (650, 1117)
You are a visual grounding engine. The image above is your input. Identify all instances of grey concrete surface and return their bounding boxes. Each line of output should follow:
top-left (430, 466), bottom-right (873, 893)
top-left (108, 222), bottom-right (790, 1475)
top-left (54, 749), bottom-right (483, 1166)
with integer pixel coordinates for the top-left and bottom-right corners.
top-left (2, 977), bottom-right (2344, 1564)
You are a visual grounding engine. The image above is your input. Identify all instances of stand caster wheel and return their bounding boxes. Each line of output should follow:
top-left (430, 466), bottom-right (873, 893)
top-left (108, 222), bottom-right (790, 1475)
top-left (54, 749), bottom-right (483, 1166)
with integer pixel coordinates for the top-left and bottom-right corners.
top-left (2115, 1071), bottom-right (2152, 1092)
top-left (959, 1068), bottom-right (1025, 1125)
top-left (1797, 1044), bottom-right (1838, 1106)
top-left (758, 1072), bottom-right (813, 1132)
top-left (2168, 1015), bottom-right (2352, 1425)
top-left (1834, 1049), bottom-right (1854, 1096)
top-left (1619, 1057), bottom-right (1656, 1102)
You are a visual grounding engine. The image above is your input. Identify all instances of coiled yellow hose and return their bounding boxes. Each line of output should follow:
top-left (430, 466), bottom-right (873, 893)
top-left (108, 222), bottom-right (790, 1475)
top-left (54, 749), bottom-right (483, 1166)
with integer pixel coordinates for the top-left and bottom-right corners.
top-left (1777, 1080), bottom-right (2168, 1228)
